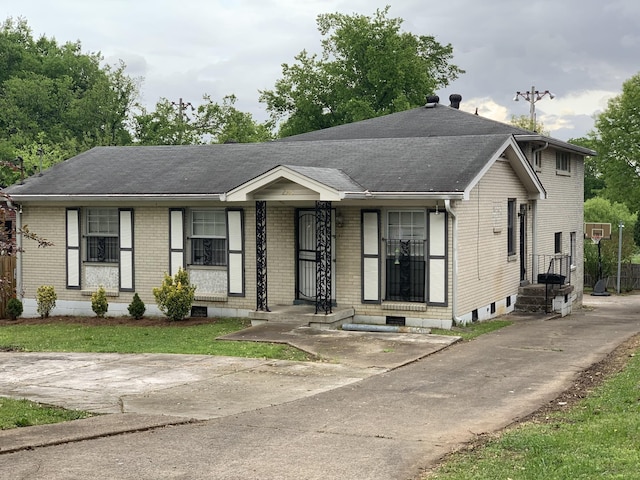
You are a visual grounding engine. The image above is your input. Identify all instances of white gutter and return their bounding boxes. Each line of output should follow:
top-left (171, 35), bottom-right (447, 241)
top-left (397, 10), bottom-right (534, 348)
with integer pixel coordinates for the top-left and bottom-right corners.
top-left (445, 199), bottom-right (464, 325)
top-left (8, 194), bottom-right (225, 204)
top-left (341, 192), bottom-right (465, 200)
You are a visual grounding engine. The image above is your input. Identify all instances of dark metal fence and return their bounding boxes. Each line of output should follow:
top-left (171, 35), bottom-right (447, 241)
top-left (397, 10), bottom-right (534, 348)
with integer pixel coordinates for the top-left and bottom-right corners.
top-left (532, 254), bottom-right (571, 285)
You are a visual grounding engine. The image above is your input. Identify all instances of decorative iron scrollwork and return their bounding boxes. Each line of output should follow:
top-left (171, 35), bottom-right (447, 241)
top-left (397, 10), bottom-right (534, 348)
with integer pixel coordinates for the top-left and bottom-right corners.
top-left (315, 201), bottom-right (332, 314)
top-left (256, 201), bottom-right (269, 311)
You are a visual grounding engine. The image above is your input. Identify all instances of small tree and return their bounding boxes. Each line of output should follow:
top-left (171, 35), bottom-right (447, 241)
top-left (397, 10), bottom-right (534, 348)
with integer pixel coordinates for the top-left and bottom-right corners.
top-left (152, 268), bottom-right (196, 321)
top-left (128, 292), bottom-right (146, 320)
top-left (91, 286), bottom-right (109, 317)
top-left (36, 285), bottom-right (57, 318)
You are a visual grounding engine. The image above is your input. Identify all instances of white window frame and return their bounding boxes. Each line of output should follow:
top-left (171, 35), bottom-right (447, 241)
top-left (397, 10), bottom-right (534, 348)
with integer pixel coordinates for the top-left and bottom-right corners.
top-left (189, 209), bottom-right (227, 266)
top-left (556, 151), bottom-right (571, 173)
top-left (85, 208), bottom-right (119, 263)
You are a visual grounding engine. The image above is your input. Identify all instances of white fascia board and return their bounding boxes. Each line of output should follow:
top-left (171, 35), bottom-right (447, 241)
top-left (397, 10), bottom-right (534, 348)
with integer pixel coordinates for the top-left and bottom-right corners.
top-left (463, 136), bottom-right (546, 201)
top-left (8, 194), bottom-right (225, 204)
top-left (225, 165), bottom-right (342, 202)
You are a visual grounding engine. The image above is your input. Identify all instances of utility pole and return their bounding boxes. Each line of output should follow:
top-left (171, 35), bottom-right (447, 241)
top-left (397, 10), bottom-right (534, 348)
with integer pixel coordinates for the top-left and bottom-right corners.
top-left (171, 98), bottom-right (194, 144)
top-left (513, 86), bottom-right (555, 131)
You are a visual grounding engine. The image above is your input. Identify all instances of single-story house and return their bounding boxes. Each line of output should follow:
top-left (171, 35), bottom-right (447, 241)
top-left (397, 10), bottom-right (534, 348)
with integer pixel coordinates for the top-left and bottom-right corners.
top-left (3, 95), bottom-right (594, 328)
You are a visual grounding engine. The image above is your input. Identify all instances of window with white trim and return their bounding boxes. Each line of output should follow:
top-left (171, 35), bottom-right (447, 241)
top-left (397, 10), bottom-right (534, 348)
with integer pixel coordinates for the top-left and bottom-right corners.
top-left (570, 232), bottom-right (577, 267)
top-left (507, 199), bottom-right (516, 256)
top-left (86, 208), bottom-right (119, 262)
top-left (556, 152), bottom-right (571, 172)
top-left (533, 150), bottom-right (542, 170)
top-left (385, 210), bottom-right (426, 302)
top-left (190, 209), bottom-right (227, 266)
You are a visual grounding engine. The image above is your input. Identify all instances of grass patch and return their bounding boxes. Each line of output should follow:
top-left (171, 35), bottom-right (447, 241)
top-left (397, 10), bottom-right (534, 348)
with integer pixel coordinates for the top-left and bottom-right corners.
top-left (426, 344), bottom-right (640, 479)
top-left (0, 397), bottom-right (93, 430)
top-left (0, 318), bottom-right (313, 361)
top-left (431, 319), bottom-right (512, 341)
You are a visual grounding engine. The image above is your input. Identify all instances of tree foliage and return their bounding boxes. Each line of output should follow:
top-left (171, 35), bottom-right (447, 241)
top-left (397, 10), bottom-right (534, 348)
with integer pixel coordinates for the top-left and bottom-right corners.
top-left (583, 197), bottom-right (637, 283)
top-left (259, 6), bottom-right (464, 137)
top-left (591, 72), bottom-right (640, 214)
top-left (0, 17), bottom-right (140, 186)
top-left (569, 135), bottom-right (603, 201)
top-left (133, 94), bottom-right (273, 145)
top-left (510, 115), bottom-right (549, 136)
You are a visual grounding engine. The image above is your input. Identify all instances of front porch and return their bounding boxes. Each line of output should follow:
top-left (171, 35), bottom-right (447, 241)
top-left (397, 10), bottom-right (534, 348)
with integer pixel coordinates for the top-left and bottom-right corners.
top-left (249, 304), bottom-right (355, 330)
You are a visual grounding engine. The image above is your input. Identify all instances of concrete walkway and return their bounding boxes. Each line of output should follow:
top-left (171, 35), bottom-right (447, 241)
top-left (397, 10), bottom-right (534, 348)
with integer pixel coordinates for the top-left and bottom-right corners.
top-left (0, 293), bottom-right (639, 479)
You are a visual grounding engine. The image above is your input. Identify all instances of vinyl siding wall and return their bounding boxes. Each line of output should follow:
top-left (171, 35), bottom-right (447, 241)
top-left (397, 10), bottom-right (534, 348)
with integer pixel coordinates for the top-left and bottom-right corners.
top-left (531, 147), bottom-right (585, 302)
top-left (455, 159), bottom-right (529, 318)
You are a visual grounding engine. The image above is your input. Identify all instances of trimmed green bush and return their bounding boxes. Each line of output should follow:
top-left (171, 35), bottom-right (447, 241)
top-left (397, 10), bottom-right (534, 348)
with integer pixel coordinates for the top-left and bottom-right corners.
top-left (91, 286), bottom-right (109, 317)
top-left (6, 297), bottom-right (23, 320)
top-left (128, 293), bottom-right (146, 320)
top-left (152, 268), bottom-right (196, 321)
top-left (36, 285), bottom-right (57, 318)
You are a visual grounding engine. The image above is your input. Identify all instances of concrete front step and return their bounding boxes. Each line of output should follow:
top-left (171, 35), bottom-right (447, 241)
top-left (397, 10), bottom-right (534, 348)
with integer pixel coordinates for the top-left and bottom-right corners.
top-left (249, 304), bottom-right (355, 330)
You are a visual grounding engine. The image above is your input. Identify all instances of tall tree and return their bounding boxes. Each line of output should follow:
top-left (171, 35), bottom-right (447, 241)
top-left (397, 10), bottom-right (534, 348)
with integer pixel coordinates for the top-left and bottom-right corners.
top-left (259, 6), bottom-right (464, 137)
top-left (592, 72), bottom-right (640, 214)
top-left (0, 17), bottom-right (139, 186)
top-left (569, 135), bottom-right (603, 201)
top-left (133, 94), bottom-right (272, 145)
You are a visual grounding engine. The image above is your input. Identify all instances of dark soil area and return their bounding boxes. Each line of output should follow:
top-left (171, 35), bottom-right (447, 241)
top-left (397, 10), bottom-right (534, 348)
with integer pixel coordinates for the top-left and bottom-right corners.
top-left (0, 315), bottom-right (228, 327)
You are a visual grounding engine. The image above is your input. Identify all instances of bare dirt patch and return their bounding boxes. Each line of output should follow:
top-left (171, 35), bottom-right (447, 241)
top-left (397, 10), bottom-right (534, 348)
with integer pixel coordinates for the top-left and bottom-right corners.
top-left (0, 315), bottom-right (228, 327)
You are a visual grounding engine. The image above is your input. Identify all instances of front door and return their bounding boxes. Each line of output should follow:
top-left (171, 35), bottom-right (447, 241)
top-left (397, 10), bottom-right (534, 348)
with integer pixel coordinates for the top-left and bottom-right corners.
top-left (296, 209), bottom-right (335, 302)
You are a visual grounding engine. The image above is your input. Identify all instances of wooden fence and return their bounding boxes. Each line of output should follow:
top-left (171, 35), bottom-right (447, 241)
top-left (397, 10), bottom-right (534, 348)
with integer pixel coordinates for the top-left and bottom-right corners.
top-left (584, 264), bottom-right (640, 292)
top-left (0, 255), bottom-right (17, 318)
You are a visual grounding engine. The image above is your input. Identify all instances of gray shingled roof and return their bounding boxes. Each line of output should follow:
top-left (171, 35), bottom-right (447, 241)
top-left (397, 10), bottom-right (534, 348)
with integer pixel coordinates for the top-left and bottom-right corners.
top-left (4, 134), bottom-right (513, 197)
top-left (279, 103), bottom-right (595, 156)
top-left (279, 103), bottom-right (533, 141)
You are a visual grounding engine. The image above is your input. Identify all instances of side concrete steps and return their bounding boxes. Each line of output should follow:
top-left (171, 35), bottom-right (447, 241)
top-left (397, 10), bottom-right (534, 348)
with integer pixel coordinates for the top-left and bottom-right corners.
top-left (515, 283), bottom-right (575, 313)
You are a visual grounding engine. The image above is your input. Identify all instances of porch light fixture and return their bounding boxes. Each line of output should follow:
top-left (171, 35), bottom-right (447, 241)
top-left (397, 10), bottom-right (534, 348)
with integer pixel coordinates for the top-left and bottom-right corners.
top-left (513, 86), bottom-right (555, 132)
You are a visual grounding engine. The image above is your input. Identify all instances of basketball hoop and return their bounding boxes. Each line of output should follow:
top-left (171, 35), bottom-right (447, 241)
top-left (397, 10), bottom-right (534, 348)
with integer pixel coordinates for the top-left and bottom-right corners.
top-left (591, 233), bottom-right (602, 245)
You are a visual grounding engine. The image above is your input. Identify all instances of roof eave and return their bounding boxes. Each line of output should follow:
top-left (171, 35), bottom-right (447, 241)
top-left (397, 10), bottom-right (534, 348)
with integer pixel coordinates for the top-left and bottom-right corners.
top-left (514, 134), bottom-right (596, 156)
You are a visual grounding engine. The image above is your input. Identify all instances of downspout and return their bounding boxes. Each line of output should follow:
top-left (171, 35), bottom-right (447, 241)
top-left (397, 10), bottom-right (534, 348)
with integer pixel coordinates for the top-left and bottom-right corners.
top-left (6, 199), bottom-right (22, 299)
top-left (530, 142), bottom-right (548, 282)
top-left (444, 200), bottom-right (464, 325)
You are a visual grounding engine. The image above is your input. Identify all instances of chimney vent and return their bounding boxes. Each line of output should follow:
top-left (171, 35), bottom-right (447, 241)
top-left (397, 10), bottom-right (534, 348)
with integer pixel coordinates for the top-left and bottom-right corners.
top-left (425, 95), bottom-right (440, 108)
top-left (449, 94), bottom-right (462, 109)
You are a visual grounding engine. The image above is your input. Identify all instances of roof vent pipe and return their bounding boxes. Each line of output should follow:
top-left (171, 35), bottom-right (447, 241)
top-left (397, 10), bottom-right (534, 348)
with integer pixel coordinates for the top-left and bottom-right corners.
top-left (449, 94), bottom-right (462, 109)
top-left (425, 95), bottom-right (440, 108)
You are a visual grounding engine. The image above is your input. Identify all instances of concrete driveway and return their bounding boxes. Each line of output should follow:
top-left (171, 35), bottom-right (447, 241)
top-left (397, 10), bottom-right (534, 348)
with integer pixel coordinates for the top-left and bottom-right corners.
top-left (0, 293), bottom-right (639, 479)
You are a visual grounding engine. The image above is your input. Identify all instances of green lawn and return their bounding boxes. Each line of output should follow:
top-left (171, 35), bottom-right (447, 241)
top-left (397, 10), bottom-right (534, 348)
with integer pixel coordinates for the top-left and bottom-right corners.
top-left (0, 397), bottom-right (93, 430)
top-left (426, 343), bottom-right (640, 479)
top-left (431, 319), bottom-right (513, 341)
top-left (0, 317), bottom-right (315, 430)
top-left (0, 317), bottom-right (312, 361)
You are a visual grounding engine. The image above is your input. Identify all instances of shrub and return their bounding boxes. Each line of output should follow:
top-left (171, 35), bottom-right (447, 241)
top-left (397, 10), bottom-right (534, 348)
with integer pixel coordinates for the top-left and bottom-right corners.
top-left (152, 268), bottom-right (196, 321)
top-left (91, 286), bottom-right (109, 317)
top-left (6, 297), bottom-right (23, 320)
top-left (36, 285), bottom-right (57, 318)
top-left (128, 293), bottom-right (146, 320)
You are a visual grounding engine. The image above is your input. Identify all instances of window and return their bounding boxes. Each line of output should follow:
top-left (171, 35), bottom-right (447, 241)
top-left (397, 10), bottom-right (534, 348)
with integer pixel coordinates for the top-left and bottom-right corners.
top-left (86, 208), bottom-right (118, 262)
top-left (190, 209), bottom-right (226, 266)
top-left (533, 150), bottom-right (542, 170)
top-left (556, 152), bottom-right (571, 172)
top-left (507, 199), bottom-right (516, 256)
top-left (570, 232), bottom-right (577, 267)
top-left (385, 210), bottom-right (426, 302)
top-left (555, 232), bottom-right (563, 254)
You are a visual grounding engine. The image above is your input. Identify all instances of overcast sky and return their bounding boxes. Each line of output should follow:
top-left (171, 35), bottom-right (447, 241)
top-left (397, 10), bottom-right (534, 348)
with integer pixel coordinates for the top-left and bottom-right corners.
top-left (5, 0), bottom-right (639, 141)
